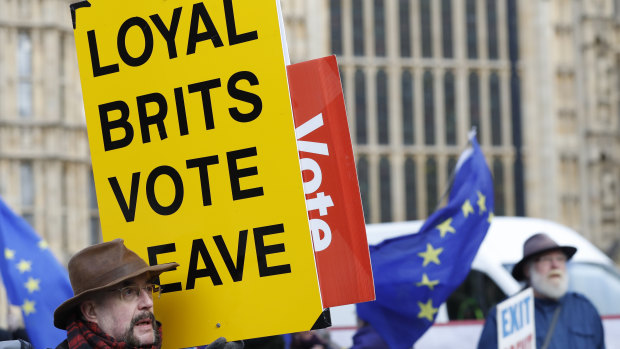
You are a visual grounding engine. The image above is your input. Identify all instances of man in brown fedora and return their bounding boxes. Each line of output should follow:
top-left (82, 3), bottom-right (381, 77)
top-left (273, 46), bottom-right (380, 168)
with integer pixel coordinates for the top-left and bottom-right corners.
top-left (51, 239), bottom-right (242, 349)
top-left (477, 233), bottom-right (605, 349)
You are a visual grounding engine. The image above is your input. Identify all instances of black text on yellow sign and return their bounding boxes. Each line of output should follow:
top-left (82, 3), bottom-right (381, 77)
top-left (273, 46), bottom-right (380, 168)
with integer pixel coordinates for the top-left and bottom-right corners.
top-left (108, 146), bottom-right (265, 221)
top-left (73, 0), bottom-right (323, 344)
top-left (147, 223), bottom-right (292, 293)
top-left (83, 2), bottom-right (272, 222)
top-left (89, 4), bottom-right (292, 291)
top-left (86, 1), bottom-right (258, 77)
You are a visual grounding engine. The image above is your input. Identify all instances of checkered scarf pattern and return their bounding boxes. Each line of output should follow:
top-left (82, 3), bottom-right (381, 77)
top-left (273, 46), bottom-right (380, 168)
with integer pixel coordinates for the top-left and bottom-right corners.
top-left (66, 315), bottom-right (163, 349)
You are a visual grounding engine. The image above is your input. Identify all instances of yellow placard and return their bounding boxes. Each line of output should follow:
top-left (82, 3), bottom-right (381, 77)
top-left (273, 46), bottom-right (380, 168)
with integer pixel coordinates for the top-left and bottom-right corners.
top-left (71, 0), bottom-right (323, 347)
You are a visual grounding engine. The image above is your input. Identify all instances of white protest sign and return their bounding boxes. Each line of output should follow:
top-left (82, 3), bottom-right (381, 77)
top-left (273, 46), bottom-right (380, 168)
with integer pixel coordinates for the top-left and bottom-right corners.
top-left (497, 287), bottom-right (536, 349)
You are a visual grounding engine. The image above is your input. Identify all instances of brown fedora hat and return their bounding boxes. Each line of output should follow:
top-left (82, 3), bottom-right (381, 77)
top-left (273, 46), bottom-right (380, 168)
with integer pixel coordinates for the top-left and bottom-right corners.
top-left (511, 233), bottom-right (577, 281)
top-left (54, 239), bottom-right (179, 329)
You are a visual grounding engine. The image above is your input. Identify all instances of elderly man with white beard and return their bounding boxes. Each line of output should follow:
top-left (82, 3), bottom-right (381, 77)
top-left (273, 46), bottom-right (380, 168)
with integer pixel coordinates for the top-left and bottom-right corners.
top-left (477, 233), bottom-right (605, 349)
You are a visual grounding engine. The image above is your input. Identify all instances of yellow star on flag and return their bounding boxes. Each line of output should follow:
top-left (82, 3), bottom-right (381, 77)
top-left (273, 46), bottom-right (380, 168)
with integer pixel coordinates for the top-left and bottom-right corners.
top-left (16, 260), bottom-right (32, 273)
top-left (488, 212), bottom-right (494, 223)
top-left (38, 240), bottom-right (49, 250)
top-left (417, 299), bottom-right (438, 321)
top-left (462, 200), bottom-right (474, 218)
top-left (416, 273), bottom-right (439, 290)
top-left (5, 248), bottom-right (15, 260)
top-left (477, 191), bottom-right (487, 214)
top-left (418, 243), bottom-right (443, 267)
top-left (22, 299), bottom-right (35, 316)
top-left (436, 218), bottom-right (456, 238)
top-left (24, 277), bottom-right (40, 293)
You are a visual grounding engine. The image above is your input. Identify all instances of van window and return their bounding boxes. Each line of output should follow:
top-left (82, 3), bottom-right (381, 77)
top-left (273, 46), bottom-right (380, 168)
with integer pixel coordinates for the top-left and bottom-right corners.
top-left (568, 262), bottom-right (620, 316)
top-left (446, 270), bottom-right (506, 320)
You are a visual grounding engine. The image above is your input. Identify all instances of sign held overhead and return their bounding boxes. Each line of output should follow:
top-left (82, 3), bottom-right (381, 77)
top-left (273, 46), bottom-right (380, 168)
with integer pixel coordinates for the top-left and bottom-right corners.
top-left (288, 56), bottom-right (375, 308)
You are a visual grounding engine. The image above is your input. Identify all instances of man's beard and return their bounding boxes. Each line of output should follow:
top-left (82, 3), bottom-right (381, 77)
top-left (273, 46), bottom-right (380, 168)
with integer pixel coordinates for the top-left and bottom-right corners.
top-left (529, 265), bottom-right (568, 300)
top-left (119, 312), bottom-right (160, 348)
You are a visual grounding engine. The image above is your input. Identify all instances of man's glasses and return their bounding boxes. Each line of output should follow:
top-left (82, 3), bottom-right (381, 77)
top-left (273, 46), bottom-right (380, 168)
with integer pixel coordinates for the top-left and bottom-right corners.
top-left (112, 284), bottom-right (161, 301)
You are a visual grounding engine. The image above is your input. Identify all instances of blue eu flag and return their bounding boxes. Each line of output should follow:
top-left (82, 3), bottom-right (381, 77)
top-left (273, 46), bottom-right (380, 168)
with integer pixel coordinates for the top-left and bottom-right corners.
top-left (356, 135), bottom-right (494, 349)
top-left (0, 196), bottom-right (73, 349)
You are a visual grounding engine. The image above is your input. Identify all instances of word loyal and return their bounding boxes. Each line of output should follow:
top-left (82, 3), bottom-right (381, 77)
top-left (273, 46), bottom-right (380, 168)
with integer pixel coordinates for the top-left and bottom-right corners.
top-left (87, 0), bottom-right (258, 77)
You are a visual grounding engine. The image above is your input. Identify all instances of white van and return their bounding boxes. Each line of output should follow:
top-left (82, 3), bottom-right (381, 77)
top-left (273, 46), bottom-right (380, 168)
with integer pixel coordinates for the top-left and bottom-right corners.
top-left (327, 217), bottom-right (620, 348)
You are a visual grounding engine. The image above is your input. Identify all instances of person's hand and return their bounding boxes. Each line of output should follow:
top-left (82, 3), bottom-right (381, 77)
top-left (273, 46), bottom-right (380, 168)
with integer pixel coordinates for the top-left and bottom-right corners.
top-left (205, 337), bottom-right (244, 349)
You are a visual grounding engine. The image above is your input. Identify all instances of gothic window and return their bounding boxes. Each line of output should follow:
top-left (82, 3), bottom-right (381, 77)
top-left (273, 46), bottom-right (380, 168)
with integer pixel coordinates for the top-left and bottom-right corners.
top-left (353, 0), bottom-right (365, 56)
top-left (469, 71), bottom-right (481, 137)
top-left (426, 157), bottom-right (438, 215)
top-left (401, 70), bottom-right (414, 145)
top-left (18, 30), bottom-right (32, 118)
top-left (377, 69), bottom-right (389, 144)
top-left (59, 34), bottom-right (66, 119)
top-left (466, 0), bottom-right (478, 59)
top-left (442, 0), bottom-right (453, 58)
top-left (380, 156), bottom-right (392, 222)
top-left (405, 157), bottom-right (418, 220)
top-left (355, 68), bottom-right (368, 144)
top-left (490, 72), bottom-right (502, 145)
top-left (507, 0), bottom-right (519, 61)
top-left (399, 0), bottom-right (411, 57)
top-left (493, 158), bottom-right (505, 215)
top-left (374, 0), bottom-right (386, 56)
top-left (487, 0), bottom-right (499, 59)
top-left (420, 0), bottom-right (432, 58)
top-left (61, 165), bottom-right (68, 246)
top-left (20, 161), bottom-right (34, 225)
top-left (423, 70), bottom-right (435, 145)
top-left (330, 0), bottom-right (343, 55)
top-left (444, 70), bottom-right (456, 145)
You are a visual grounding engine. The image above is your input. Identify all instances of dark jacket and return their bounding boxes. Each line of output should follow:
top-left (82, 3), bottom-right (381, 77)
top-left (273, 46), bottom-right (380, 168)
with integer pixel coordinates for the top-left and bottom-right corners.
top-left (351, 325), bottom-right (389, 349)
top-left (477, 292), bottom-right (605, 349)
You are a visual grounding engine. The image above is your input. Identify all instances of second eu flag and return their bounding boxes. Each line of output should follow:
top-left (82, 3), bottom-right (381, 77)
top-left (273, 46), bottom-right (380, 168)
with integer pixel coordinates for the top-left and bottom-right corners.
top-left (357, 135), bottom-right (494, 349)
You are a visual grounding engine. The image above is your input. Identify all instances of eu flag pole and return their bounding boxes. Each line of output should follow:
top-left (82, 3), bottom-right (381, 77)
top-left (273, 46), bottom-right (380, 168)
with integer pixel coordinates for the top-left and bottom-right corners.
top-left (356, 133), bottom-right (494, 349)
top-left (0, 196), bottom-right (73, 349)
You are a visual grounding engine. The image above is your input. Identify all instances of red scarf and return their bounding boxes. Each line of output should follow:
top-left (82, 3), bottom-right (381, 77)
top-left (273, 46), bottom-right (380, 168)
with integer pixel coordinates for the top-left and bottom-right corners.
top-left (66, 315), bottom-right (163, 349)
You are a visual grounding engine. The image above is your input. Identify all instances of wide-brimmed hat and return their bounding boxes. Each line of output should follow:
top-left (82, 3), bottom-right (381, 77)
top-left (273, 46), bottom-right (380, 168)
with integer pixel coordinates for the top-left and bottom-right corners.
top-left (54, 239), bottom-right (179, 329)
top-left (511, 233), bottom-right (577, 281)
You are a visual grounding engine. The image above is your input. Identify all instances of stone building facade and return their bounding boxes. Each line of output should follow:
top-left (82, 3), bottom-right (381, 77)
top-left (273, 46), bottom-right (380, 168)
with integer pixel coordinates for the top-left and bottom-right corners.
top-left (519, 0), bottom-right (620, 258)
top-left (0, 0), bottom-right (619, 328)
top-left (0, 0), bottom-right (97, 263)
top-left (282, 0), bottom-right (620, 260)
top-left (0, 0), bottom-right (97, 328)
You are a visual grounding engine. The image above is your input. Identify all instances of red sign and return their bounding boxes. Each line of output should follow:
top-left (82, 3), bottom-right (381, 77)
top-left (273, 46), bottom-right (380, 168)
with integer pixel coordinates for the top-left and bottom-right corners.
top-left (287, 55), bottom-right (375, 308)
